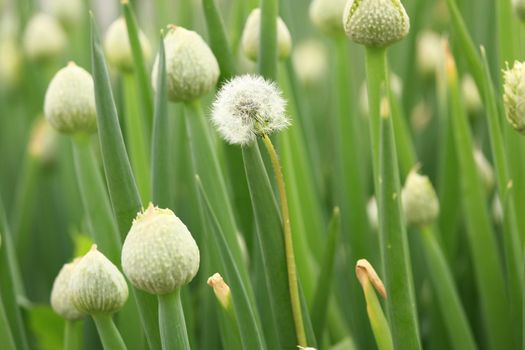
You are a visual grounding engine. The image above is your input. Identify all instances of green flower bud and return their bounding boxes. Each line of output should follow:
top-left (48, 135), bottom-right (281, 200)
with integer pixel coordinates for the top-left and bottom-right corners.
top-left (51, 259), bottom-right (85, 321)
top-left (121, 204), bottom-right (200, 295)
top-left (367, 196), bottom-right (379, 231)
top-left (23, 13), bottom-right (66, 62)
top-left (416, 30), bottom-right (442, 77)
top-left (474, 148), bottom-right (494, 192)
top-left (69, 245), bottom-right (129, 315)
top-left (292, 40), bottom-right (328, 86)
top-left (343, 0), bottom-right (410, 48)
top-left (28, 118), bottom-right (58, 166)
top-left (503, 61), bottom-right (525, 134)
top-left (513, 0), bottom-right (525, 22)
top-left (462, 74), bottom-right (482, 115)
top-left (151, 26), bottom-right (219, 102)
top-left (0, 38), bottom-right (22, 88)
top-left (104, 17), bottom-right (151, 73)
top-left (309, 0), bottom-right (347, 36)
top-left (401, 170), bottom-right (440, 227)
top-left (492, 194), bottom-right (503, 225)
top-left (46, 0), bottom-right (84, 29)
top-left (241, 8), bottom-right (292, 61)
top-left (44, 62), bottom-right (97, 134)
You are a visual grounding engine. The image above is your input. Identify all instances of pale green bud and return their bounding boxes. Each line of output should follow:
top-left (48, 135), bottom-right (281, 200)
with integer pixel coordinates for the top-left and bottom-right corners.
top-left (151, 26), bottom-right (219, 102)
top-left (122, 204), bottom-right (200, 295)
top-left (292, 40), bottom-right (328, 86)
top-left (401, 170), bottom-right (440, 227)
top-left (492, 195), bottom-right (503, 225)
top-left (28, 118), bottom-right (58, 166)
top-left (46, 0), bottom-right (84, 29)
top-left (241, 8), bottom-right (292, 62)
top-left (44, 62), bottom-right (97, 134)
top-left (0, 38), bottom-right (22, 88)
top-left (474, 148), bottom-right (494, 192)
top-left (23, 13), bottom-right (66, 62)
top-left (104, 17), bottom-right (151, 73)
top-left (416, 31), bottom-right (442, 76)
top-left (69, 245), bottom-right (129, 315)
top-left (51, 259), bottom-right (85, 321)
top-left (309, 0), bottom-right (347, 36)
top-left (462, 74), bottom-right (482, 115)
top-left (503, 61), bottom-right (525, 134)
top-left (513, 0), bottom-right (525, 22)
top-left (343, 0), bottom-right (410, 48)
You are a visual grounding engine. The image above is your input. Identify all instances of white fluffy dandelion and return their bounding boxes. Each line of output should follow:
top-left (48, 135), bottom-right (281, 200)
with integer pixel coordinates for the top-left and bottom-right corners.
top-left (211, 75), bottom-right (289, 145)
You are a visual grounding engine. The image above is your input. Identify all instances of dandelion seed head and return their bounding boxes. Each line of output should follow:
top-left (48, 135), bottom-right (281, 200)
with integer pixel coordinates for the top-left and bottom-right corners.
top-left (211, 75), bottom-right (289, 146)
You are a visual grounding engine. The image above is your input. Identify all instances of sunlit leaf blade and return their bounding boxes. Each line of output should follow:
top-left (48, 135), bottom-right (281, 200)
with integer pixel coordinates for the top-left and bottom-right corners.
top-left (242, 142), bottom-right (298, 349)
top-left (196, 177), bottom-right (268, 350)
top-left (90, 15), bottom-right (161, 350)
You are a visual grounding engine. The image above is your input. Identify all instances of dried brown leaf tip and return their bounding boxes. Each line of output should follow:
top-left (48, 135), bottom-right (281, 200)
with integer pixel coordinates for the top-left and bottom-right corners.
top-left (207, 273), bottom-right (231, 310)
top-left (356, 259), bottom-right (387, 298)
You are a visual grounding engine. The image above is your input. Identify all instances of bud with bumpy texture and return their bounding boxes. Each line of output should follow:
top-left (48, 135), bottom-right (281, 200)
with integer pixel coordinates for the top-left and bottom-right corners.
top-left (104, 17), bottom-right (151, 73)
top-left (69, 245), bottom-right (128, 315)
top-left (309, 0), bottom-right (347, 36)
top-left (343, 0), bottom-right (410, 48)
top-left (241, 8), bottom-right (292, 61)
top-left (44, 62), bottom-right (97, 134)
top-left (503, 61), bottom-right (525, 134)
top-left (122, 204), bottom-right (200, 295)
top-left (51, 259), bottom-right (85, 321)
top-left (23, 13), bottom-right (66, 62)
top-left (211, 74), bottom-right (289, 145)
top-left (401, 170), bottom-right (440, 227)
top-left (151, 26), bottom-right (219, 102)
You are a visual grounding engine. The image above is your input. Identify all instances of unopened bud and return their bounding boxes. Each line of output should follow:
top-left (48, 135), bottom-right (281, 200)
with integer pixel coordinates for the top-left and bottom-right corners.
top-left (343, 0), bottom-right (410, 48)
top-left (23, 13), bottom-right (66, 62)
top-left (44, 62), bottom-right (97, 134)
top-left (151, 26), bottom-right (220, 102)
top-left (241, 8), bottom-right (292, 61)
top-left (69, 245), bottom-right (128, 315)
top-left (122, 203), bottom-right (200, 295)
top-left (503, 61), bottom-right (525, 134)
top-left (104, 17), bottom-right (151, 73)
top-left (401, 169), bottom-right (440, 227)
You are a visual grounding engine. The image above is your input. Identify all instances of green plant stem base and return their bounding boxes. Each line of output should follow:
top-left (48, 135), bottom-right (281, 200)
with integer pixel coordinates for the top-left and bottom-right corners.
top-left (158, 289), bottom-right (190, 350)
top-left (92, 314), bottom-right (127, 350)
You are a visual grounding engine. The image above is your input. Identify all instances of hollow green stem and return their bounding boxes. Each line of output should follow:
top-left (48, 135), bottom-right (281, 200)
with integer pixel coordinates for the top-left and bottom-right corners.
top-left (122, 0), bottom-right (153, 129)
top-left (158, 289), bottom-right (191, 350)
top-left (365, 47), bottom-right (388, 185)
top-left (0, 290), bottom-right (16, 350)
top-left (420, 226), bottom-right (477, 350)
top-left (64, 320), bottom-right (82, 350)
top-left (92, 314), bottom-right (127, 350)
top-left (123, 73), bottom-right (151, 203)
top-left (378, 106), bottom-right (421, 350)
top-left (259, 0), bottom-right (278, 79)
top-left (261, 134), bottom-right (307, 347)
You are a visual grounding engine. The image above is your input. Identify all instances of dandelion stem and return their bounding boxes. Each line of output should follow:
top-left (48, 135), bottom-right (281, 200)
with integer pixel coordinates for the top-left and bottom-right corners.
top-left (158, 289), bottom-right (190, 350)
top-left (261, 133), bottom-right (307, 347)
top-left (92, 314), bottom-right (127, 350)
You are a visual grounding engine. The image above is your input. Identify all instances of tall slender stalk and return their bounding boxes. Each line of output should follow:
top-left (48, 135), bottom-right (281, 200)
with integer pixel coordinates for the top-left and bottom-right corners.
top-left (258, 0), bottom-right (278, 79)
top-left (0, 291), bottom-right (16, 350)
top-left (261, 134), bottom-right (307, 347)
top-left (92, 314), bottom-right (128, 350)
top-left (64, 320), bottom-right (82, 350)
top-left (158, 290), bottom-right (191, 350)
top-left (377, 101), bottom-right (421, 350)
